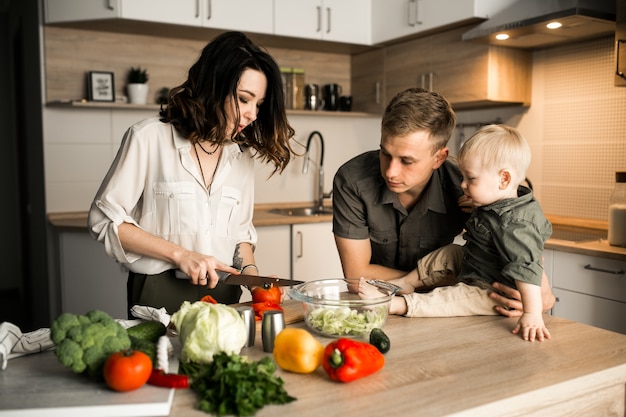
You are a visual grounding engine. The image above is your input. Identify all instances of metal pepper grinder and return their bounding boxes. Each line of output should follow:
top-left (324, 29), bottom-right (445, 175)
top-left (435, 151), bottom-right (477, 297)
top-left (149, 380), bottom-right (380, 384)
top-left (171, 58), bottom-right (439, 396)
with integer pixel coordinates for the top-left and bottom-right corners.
top-left (261, 310), bottom-right (285, 352)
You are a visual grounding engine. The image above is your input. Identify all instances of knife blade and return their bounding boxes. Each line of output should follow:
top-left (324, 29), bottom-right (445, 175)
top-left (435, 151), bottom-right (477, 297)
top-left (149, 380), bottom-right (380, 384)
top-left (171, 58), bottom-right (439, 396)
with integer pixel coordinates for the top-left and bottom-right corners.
top-left (174, 270), bottom-right (302, 287)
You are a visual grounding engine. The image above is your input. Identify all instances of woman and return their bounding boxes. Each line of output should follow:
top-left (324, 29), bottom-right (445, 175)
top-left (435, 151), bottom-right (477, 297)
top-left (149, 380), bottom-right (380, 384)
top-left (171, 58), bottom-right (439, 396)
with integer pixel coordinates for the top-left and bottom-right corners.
top-left (88, 31), bottom-right (295, 315)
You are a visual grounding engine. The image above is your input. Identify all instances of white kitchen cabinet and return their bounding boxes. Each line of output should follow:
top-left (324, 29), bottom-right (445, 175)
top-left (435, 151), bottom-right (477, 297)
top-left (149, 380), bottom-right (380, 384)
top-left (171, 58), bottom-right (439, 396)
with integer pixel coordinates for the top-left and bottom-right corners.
top-left (246, 225), bottom-right (292, 302)
top-left (198, 0), bottom-right (273, 34)
top-left (551, 251), bottom-right (626, 334)
top-left (370, 0), bottom-right (516, 44)
top-left (45, 0), bottom-right (273, 34)
top-left (274, 0), bottom-right (370, 45)
top-left (291, 222), bottom-right (343, 282)
top-left (57, 231), bottom-right (128, 319)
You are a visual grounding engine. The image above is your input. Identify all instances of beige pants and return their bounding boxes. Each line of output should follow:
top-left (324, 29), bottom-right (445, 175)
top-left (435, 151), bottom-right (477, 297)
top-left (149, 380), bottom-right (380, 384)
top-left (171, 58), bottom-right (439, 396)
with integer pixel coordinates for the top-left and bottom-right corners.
top-left (404, 244), bottom-right (499, 317)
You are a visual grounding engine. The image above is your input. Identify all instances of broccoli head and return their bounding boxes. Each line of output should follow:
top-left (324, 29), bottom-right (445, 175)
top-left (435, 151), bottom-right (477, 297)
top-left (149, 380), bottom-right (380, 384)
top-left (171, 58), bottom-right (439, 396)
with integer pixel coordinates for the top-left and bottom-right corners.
top-left (50, 310), bottom-right (131, 379)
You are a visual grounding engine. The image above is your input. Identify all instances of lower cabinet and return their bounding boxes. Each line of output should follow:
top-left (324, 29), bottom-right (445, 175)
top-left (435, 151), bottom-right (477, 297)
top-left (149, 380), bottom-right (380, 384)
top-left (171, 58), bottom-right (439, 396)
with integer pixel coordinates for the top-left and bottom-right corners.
top-left (291, 222), bottom-right (343, 282)
top-left (551, 250), bottom-right (626, 334)
top-left (55, 222), bottom-right (342, 311)
top-left (57, 231), bottom-right (128, 319)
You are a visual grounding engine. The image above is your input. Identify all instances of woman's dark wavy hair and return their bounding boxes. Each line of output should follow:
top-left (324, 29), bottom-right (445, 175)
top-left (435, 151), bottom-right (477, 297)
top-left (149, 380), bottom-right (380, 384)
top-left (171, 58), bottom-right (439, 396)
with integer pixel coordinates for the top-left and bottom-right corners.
top-left (160, 31), bottom-right (295, 175)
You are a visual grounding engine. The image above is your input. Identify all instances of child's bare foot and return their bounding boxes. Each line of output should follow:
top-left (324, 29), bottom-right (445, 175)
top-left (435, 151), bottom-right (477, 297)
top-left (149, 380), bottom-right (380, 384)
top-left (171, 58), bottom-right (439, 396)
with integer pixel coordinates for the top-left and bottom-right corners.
top-left (358, 278), bottom-right (386, 300)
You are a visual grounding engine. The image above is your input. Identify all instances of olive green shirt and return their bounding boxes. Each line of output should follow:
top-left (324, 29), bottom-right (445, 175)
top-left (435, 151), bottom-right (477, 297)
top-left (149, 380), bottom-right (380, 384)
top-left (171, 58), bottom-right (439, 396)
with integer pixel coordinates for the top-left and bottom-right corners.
top-left (460, 186), bottom-right (552, 288)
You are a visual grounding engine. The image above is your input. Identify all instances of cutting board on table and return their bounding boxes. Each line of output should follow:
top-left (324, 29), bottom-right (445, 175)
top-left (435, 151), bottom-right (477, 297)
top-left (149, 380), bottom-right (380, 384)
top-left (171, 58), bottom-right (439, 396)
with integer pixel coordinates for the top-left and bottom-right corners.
top-left (232, 298), bottom-right (304, 325)
top-left (0, 351), bottom-right (174, 417)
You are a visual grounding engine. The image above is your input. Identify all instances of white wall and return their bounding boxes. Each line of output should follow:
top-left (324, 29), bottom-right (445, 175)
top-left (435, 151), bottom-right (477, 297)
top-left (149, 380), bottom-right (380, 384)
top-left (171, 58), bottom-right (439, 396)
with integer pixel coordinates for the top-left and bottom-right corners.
top-left (42, 107), bottom-right (381, 213)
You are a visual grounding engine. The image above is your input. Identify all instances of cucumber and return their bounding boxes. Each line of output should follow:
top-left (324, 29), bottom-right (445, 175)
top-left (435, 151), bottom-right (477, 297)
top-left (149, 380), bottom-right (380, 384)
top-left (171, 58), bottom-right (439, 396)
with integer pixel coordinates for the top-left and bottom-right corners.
top-left (370, 328), bottom-right (390, 354)
top-left (127, 321), bottom-right (166, 343)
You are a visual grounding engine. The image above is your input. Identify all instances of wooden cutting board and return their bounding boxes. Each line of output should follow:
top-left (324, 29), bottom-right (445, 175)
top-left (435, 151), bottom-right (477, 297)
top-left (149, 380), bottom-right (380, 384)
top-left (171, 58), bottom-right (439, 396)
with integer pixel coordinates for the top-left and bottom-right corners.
top-left (231, 299), bottom-right (304, 325)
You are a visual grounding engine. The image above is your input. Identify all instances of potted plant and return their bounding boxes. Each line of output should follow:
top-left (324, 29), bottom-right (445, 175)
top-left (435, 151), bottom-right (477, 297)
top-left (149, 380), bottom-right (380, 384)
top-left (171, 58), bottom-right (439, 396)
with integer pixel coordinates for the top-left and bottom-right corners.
top-left (126, 66), bottom-right (149, 104)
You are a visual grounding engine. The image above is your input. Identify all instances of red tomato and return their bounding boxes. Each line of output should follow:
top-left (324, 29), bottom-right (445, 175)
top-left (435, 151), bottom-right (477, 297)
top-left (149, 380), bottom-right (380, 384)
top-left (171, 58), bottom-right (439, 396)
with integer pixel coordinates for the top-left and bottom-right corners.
top-left (251, 285), bottom-right (282, 304)
top-left (103, 350), bottom-right (153, 392)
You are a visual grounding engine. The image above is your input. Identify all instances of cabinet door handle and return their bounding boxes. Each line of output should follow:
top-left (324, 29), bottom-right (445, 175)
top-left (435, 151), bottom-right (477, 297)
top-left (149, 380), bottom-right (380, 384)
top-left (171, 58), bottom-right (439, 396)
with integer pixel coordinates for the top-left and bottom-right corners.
top-left (296, 231), bottom-right (303, 259)
top-left (408, 0), bottom-right (417, 26)
top-left (420, 73), bottom-right (425, 89)
top-left (107, 0), bottom-right (115, 11)
top-left (415, 0), bottom-right (422, 25)
top-left (326, 7), bottom-right (331, 33)
top-left (616, 39), bottom-right (625, 78)
top-left (583, 264), bottom-right (625, 275)
top-left (316, 6), bottom-right (322, 33)
top-left (428, 72), bottom-right (433, 91)
top-left (207, 0), bottom-right (211, 20)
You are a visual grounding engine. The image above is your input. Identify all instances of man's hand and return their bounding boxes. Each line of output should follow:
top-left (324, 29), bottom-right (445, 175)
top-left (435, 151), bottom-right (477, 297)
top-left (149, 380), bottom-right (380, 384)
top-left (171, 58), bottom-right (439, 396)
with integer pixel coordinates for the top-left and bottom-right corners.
top-left (489, 272), bottom-right (556, 318)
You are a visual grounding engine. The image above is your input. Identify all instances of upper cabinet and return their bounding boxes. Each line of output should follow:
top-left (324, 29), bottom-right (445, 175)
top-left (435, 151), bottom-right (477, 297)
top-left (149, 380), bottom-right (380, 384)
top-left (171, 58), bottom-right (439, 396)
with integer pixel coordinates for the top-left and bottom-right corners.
top-left (370, 0), bottom-right (517, 44)
top-left (45, 0), bottom-right (274, 34)
top-left (274, 0), bottom-right (370, 45)
top-left (382, 25), bottom-right (531, 111)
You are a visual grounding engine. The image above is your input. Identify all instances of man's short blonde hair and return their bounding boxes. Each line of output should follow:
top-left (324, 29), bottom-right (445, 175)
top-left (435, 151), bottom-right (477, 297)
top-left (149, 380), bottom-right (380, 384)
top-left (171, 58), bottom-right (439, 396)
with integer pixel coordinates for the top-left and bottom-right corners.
top-left (457, 124), bottom-right (531, 184)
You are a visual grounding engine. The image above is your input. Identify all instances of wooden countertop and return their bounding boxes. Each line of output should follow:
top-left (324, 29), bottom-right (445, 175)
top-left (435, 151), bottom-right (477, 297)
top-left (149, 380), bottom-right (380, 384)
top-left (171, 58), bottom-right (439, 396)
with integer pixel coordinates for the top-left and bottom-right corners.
top-left (46, 202), bottom-right (333, 231)
top-left (47, 209), bottom-right (626, 261)
top-left (170, 314), bottom-right (626, 417)
top-left (3, 313), bottom-right (624, 416)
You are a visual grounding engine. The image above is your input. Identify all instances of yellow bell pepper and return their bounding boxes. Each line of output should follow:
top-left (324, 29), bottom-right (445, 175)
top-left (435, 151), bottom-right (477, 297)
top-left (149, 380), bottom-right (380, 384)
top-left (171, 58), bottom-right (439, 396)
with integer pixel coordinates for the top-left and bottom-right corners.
top-left (273, 328), bottom-right (324, 374)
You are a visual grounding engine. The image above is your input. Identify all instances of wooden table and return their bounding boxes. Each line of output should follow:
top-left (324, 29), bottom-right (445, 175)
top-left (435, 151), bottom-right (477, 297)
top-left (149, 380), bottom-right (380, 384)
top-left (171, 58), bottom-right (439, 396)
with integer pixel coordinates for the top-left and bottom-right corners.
top-left (171, 314), bottom-right (626, 417)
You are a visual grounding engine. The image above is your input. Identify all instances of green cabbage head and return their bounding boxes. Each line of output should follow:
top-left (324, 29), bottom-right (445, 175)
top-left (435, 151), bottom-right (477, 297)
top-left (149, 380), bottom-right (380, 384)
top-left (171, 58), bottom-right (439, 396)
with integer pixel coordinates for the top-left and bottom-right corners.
top-left (171, 301), bottom-right (247, 363)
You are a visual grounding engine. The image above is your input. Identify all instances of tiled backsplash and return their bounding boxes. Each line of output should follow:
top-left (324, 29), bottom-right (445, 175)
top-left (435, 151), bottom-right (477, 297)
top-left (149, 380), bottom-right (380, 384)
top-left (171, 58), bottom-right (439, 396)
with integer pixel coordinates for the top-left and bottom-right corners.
top-left (539, 37), bottom-right (626, 221)
top-left (456, 36), bottom-right (626, 223)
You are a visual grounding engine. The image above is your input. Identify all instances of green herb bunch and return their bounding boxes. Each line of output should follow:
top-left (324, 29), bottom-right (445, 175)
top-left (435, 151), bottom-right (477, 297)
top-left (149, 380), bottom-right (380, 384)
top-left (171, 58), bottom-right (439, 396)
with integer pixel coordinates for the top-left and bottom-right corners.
top-left (127, 66), bottom-right (149, 84)
top-left (180, 353), bottom-right (296, 416)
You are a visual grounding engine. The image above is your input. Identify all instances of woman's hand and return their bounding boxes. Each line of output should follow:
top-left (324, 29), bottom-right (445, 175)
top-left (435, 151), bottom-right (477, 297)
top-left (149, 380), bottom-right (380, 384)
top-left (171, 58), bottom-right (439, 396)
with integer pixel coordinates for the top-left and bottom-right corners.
top-left (178, 251), bottom-right (240, 287)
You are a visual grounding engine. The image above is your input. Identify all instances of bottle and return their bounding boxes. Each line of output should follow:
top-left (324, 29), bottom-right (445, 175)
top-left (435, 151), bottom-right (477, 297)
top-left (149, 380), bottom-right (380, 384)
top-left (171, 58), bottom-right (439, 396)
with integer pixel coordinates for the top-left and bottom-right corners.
top-left (292, 68), bottom-right (305, 110)
top-left (608, 171), bottom-right (626, 247)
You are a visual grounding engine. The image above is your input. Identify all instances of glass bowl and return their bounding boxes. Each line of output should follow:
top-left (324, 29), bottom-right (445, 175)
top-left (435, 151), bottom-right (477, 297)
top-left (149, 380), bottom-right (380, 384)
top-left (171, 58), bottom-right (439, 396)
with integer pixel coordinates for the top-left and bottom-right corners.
top-left (289, 279), bottom-right (393, 338)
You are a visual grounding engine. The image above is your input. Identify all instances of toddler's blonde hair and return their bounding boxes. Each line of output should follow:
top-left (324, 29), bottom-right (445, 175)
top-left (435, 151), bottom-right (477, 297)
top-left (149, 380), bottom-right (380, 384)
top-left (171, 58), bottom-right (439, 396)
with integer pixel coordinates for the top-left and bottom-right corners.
top-left (457, 124), bottom-right (531, 186)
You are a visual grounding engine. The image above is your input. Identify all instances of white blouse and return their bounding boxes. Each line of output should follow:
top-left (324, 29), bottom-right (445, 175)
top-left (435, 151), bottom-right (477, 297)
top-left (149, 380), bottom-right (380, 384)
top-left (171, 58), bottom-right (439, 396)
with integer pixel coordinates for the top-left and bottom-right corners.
top-left (88, 116), bottom-right (257, 275)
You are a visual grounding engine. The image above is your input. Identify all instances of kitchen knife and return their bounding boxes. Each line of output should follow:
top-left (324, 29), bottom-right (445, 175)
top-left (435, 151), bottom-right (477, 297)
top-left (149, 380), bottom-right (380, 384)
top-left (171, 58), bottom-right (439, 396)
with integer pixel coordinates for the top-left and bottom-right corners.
top-left (174, 270), bottom-right (302, 287)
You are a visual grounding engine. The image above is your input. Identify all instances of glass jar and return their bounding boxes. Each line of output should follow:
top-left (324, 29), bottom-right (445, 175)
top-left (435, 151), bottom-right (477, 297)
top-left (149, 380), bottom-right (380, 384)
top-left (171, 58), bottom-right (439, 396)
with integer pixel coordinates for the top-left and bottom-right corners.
top-left (608, 171), bottom-right (626, 247)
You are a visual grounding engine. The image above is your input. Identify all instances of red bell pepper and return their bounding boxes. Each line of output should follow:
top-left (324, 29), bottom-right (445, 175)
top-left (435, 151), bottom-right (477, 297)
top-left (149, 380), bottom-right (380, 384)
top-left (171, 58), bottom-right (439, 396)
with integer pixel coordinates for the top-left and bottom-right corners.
top-left (322, 338), bottom-right (385, 383)
top-left (252, 301), bottom-right (283, 321)
top-left (148, 369), bottom-right (189, 389)
top-left (200, 295), bottom-right (218, 304)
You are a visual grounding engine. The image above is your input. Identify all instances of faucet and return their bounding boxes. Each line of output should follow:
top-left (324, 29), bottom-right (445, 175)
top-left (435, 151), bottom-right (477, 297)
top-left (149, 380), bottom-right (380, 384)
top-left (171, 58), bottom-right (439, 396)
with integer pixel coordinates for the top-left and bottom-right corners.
top-left (302, 131), bottom-right (331, 212)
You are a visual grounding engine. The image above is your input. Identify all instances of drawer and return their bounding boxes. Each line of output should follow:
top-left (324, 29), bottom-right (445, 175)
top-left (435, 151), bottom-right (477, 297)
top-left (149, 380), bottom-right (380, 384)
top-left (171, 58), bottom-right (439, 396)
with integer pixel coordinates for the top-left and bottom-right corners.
top-left (552, 251), bottom-right (626, 303)
top-left (552, 288), bottom-right (626, 334)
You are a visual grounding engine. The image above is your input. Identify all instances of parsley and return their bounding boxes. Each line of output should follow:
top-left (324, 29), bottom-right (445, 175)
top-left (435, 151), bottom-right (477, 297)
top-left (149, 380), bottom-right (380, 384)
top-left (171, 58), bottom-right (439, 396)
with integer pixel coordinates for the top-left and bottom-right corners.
top-left (180, 353), bottom-right (296, 416)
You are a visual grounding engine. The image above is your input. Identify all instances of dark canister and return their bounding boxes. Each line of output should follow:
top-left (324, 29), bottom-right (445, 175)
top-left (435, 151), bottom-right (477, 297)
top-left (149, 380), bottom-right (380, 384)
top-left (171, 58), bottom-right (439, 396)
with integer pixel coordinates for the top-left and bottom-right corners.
top-left (323, 83), bottom-right (342, 111)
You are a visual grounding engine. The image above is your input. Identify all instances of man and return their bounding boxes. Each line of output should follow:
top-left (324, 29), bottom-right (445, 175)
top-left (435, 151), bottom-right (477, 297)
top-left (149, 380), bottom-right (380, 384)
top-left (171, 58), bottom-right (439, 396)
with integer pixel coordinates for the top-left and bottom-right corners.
top-left (332, 88), bottom-right (555, 316)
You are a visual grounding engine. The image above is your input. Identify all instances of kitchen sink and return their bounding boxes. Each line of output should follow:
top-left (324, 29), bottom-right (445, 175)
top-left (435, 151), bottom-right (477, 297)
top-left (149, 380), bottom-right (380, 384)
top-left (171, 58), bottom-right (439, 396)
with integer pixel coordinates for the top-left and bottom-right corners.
top-left (268, 207), bottom-right (333, 217)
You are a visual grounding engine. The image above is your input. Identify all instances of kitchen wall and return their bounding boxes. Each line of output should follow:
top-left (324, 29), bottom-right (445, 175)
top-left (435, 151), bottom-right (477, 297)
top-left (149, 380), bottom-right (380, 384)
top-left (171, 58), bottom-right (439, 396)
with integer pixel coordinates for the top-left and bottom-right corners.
top-left (42, 28), bottom-right (626, 223)
top-left (455, 35), bottom-right (626, 222)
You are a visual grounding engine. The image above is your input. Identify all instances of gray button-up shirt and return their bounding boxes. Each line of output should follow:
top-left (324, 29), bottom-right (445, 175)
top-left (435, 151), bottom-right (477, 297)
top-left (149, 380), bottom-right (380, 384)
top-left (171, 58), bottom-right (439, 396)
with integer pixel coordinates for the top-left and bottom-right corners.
top-left (333, 150), bottom-right (468, 272)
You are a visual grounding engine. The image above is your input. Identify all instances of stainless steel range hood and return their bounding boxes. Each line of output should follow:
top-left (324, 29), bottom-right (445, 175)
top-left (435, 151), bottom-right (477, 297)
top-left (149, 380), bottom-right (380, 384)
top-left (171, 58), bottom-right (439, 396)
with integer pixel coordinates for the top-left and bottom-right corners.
top-left (462, 0), bottom-right (616, 49)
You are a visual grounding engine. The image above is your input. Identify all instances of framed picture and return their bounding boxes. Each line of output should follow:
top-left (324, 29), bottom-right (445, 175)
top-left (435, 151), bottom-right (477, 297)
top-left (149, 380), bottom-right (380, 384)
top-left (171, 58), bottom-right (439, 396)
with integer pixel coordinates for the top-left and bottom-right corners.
top-left (87, 71), bottom-right (115, 102)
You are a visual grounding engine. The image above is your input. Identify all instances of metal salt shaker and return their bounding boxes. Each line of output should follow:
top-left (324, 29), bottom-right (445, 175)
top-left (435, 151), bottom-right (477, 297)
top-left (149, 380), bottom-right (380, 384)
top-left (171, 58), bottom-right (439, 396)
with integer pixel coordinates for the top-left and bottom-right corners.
top-left (261, 310), bottom-right (285, 352)
top-left (235, 306), bottom-right (255, 347)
